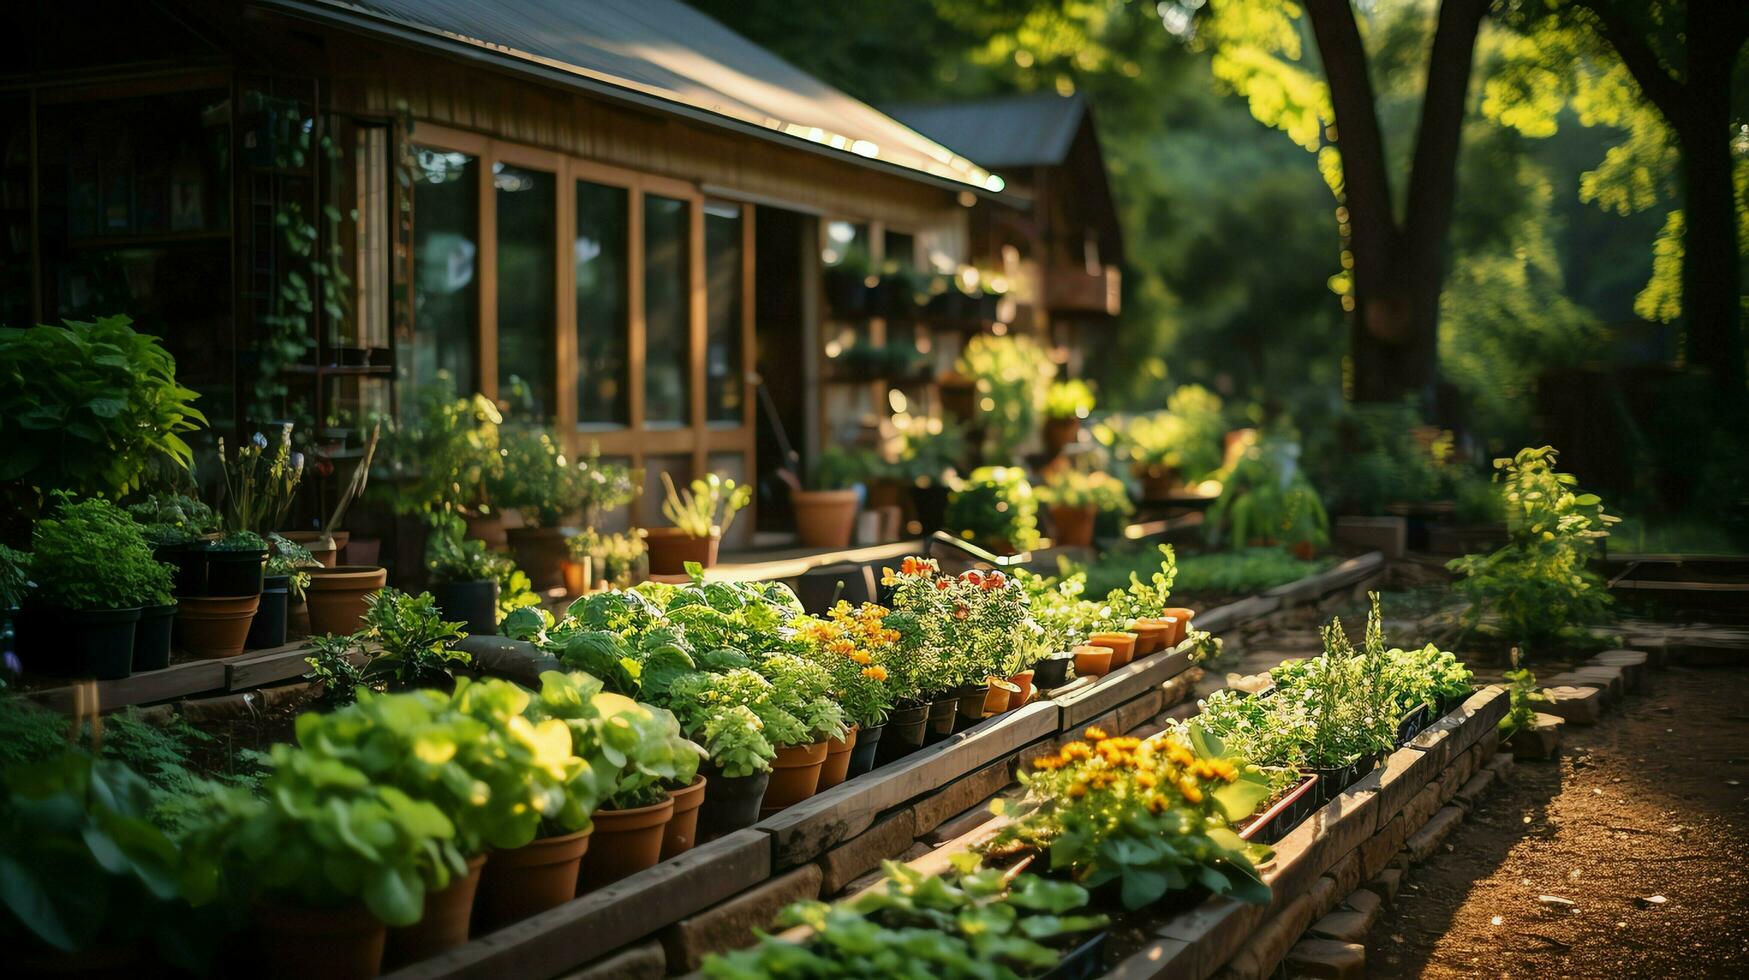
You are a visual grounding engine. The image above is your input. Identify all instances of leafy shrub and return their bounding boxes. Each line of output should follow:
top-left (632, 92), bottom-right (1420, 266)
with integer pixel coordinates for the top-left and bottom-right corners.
top-left (304, 589), bottom-right (471, 703)
top-left (1207, 435), bottom-right (1327, 552)
top-left (1096, 385), bottom-right (1227, 483)
top-left (946, 465), bottom-right (1040, 552)
top-left (1036, 465), bottom-right (1133, 516)
top-left (1044, 379), bottom-right (1096, 421)
top-left (956, 333), bottom-right (1056, 462)
top-left (0, 316), bottom-right (206, 506)
top-left (373, 375), bottom-right (503, 516)
top-left (127, 493), bottom-right (218, 546)
top-left (891, 414), bottom-right (967, 486)
top-left (883, 559), bottom-right (1041, 689)
top-left (424, 513), bottom-right (516, 585)
top-left (30, 495), bottom-right (172, 610)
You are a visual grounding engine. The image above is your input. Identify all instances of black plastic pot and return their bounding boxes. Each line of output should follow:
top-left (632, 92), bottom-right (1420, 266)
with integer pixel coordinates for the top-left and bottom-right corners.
top-left (1238, 774), bottom-right (1320, 844)
top-left (429, 579), bottom-right (500, 636)
top-left (204, 548), bottom-right (267, 597)
top-left (924, 696), bottom-right (959, 745)
top-left (1395, 703), bottom-right (1432, 747)
top-left (133, 603), bottom-right (177, 672)
top-left (847, 723), bottom-right (884, 778)
top-left (876, 705), bottom-right (929, 765)
top-left (910, 484), bottom-right (951, 538)
top-left (1043, 931), bottom-right (1109, 980)
top-left (696, 764), bottom-right (771, 841)
top-left (1311, 752), bottom-right (1384, 807)
top-left (954, 684), bottom-right (989, 732)
top-left (1033, 653), bottom-right (1074, 690)
top-left (246, 574), bottom-right (291, 650)
top-left (19, 605), bottom-right (141, 679)
top-left (154, 540), bottom-right (210, 598)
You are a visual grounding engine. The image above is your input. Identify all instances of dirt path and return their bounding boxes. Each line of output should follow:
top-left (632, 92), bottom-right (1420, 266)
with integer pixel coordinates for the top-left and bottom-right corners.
top-left (1364, 664), bottom-right (1749, 978)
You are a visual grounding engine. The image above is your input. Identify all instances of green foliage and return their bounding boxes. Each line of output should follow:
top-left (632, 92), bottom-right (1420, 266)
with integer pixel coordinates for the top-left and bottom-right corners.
top-left (945, 465), bottom-right (1040, 552)
top-left (1036, 464), bottom-right (1133, 516)
top-left (30, 494), bottom-right (172, 610)
top-left (0, 316), bottom-right (206, 505)
top-left (214, 425), bottom-right (305, 537)
top-left (0, 544), bottom-right (29, 610)
top-left (1096, 385), bottom-right (1227, 482)
top-left (660, 471), bottom-right (751, 539)
top-left (127, 493), bottom-right (218, 547)
top-left (702, 862), bottom-right (1107, 980)
top-left (808, 446), bottom-right (880, 491)
top-left (1499, 661), bottom-right (1548, 738)
top-left (306, 590), bottom-right (471, 703)
top-left (760, 653), bottom-right (849, 744)
top-left (424, 513), bottom-right (516, 586)
top-left (1447, 446), bottom-right (1617, 653)
top-left (488, 428), bottom-right (587, 528)
top-left (1044, 379), bottom-right (1097, 421)
top-left (665, 669), bottom-right (792, 772)
top-left (303, 633), bottom-right (371, 709)
top-left (210, 529), bottom-right (266, 552)
top-left (374, 375), bottom-right (503, 516)
top-left (1207, 436), bottom-right (1327, 552)
top-left (569, 528), bottom-right (648, 588)
top-left (891, 414), bottom-right (967, 486)
top-left (1170, 547), bottom-right (1326, 598)
top-left (956, 333), bottom-right (1057, 462)
top-left (883, 561), bottom-right (1042, 688)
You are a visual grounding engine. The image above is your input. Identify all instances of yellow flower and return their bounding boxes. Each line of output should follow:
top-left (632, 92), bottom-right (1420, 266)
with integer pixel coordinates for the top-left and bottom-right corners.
top-left (1084, 726), bottom-right (1109, 742)
top-left (851, 651), bottom-right (873, 665)
top-left (861, 665), bottom-right (888, 682)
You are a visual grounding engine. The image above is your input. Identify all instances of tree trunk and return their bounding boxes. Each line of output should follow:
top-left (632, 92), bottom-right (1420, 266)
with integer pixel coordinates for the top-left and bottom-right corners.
top-left (1676, 23), bottom-right (1745, 397)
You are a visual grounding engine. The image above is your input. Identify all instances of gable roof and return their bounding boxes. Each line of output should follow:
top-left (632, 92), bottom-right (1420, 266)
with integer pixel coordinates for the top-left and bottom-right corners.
top-left (264, 0), bottom-right (1007, 194)
top-left (883, 93), bottom-right (1087, 169)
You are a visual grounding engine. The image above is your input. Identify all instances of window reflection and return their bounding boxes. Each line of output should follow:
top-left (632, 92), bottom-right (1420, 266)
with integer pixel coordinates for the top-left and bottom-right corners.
top-left (410, 147), bottom-right (478, 392)
top-left (576, 180), bottom-right (629, 425)
top-left (704, 201), bottom-right (742, 423)
top-left (643, 194), bottom-right (689, 424)
top-left (495, 162), bottom-right (555, 421)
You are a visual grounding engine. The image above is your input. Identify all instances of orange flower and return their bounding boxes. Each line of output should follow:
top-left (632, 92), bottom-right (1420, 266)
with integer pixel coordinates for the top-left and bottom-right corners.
top-left (861, 665), bottom-right (888, 682)
top-left (1083, 726), bottom-right (1109, 742)
top-left (850, 651), bottom-right (872, 665)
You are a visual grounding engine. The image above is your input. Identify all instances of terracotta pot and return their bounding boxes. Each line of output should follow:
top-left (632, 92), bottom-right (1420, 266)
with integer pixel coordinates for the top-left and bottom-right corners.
top-left (1130, 619), bottom-right (1170, 656)
top-left (475, 829), bottom-right (590, 931)
top-left (817, 726), bottom-right (858, 792)
top-left (1073, 644), bottom-right (1113, 678)
top-left (578, 796), bottom-right (674, 893)
top-left (980, 682), bottom-right (1011, 717)
top-left (1089, 631), bottom-right (1138, 670)
top-left (464, 512), bottom-right (507, 550)
top-left (1048, 504), bottom-right (1098, 548)
top-left (660, 775), bottom-right (708, 859)
top-left (252, 901), bottom-right (385, 980)
top-left (507, 526), bottom-right (569, 592)
top-left (791, 489), bottom-right (860, 549)
top-left (1006, 670), bottom-right (1035, 709)
top-left (1135, 464), bottom-right (1179, 501)
top-left (644, 527), bottom-right (719, 575)
top-left (383, 854), bottom-right (486, 969)
top-left (560, 557), bottom-right (594, 596)
top-left (760, 741), bottom-right (828, 815)
top-left (1159, 607), bottom-right (1195, 647)
top-left (1043, 417), bottom-right (1081, 457)
top-left (306, 565), bottom-right (387, 637)
top-left (279, 530), bottom-right (339, 568)
top-left (174, 595), bottom-right (261, 660)
top-left (1290, 540), bottom-right (1318, 561)
top-left (341, 535), bottom-right (379, 567)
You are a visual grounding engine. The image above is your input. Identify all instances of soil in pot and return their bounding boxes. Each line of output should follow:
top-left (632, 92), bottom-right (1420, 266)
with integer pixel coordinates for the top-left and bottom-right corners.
top-left (817, 726), bottom-right (858, 791)
top-left (252, 901), bottom-right (386, 980)
top-left (475, 828), bottom-right (590, 931)
top-left (306, 566), bottom-right (387, 637)
top-left (1049, 504), bottom-right (1098, 549)
top-left (760, 742), bottom-right (828, 815)
top-left (1033, 654), bottom-right (1074, 690)
top-left (428, 579), bottom-right (499, 636)
top-left (876, 706), bottom-right (928, 765)
top-left (278, 530), bottom-right (339, 568)
top-left (246, 575), bottom-right (290, 650)
top-left (847, 723), bottom-right (884, 778)
top-left (506, 526), bottom-right (569, 592)
top-left (696, 764), bottom-right (769, 840)
top-left (19, 605), bottom-right (142, 679)
top-left (792, 489), bottom-right (860, 549)
top-left (660, 775), bottom-right (708, 860)
top-left (578, 796), bottom-right (675, 893)
top-left (1088, 631), bottom-right (1137, 670)
top-left (1129, 620), bottom-right (1170, 657)
top-left (383, 854), bottom-right (486, 969)
top-left (924, 696), bottom-right (959, 744)
top-left (155, 540), bottom-right (208, 597)
top-left (205, 547), bottom-right (267, 598)
top-left (133, 602), bottom-right (177, 672)
top-left (644, 528), bottom-right (719, 575)
top-left (176, 595), bottom-right (262, 660)
top-left (1073, 644), bottom-right (1112, 679)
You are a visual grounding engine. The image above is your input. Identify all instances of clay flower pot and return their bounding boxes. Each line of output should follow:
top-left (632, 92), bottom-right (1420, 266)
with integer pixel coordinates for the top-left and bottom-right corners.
top-left (660, 775), bottom-right (708, 859)
top-left (1043, 416), bottom-right (1081, 457)
top-left (1073, 644), bottom-right (1113, 678)
top-left (1089, 631), bottom-right (1138, 670)
top-left (175, 595), bottom-right (261, 660)
top-left (792, 488), bottom-right (860, 549)
top-left (760, 741), bottom-right (829, 815)
top-left (644, 527), bottom-right (719, 575)
top-left (306, 565), bottom-right (387, 637)
top-left (560, 557), bottom-right (594, 596)
top-left (578, 796), bottom-right (675, 893)
top-left (384, 854), bottom-right (486, 969)
top-left (1048, 504), bottom-right (1098, 548)
top-left (1130, 619), bottom-right (1170, 656)
top-left (980, 681), bottom-right (1011, 717)
top-left (252, 901), bottom-right (386, 980)
top-left (507, 525), bottom-right (570, 592)
top-left (1006, 670), bottom-right (1035, 709)
top-left (278, 530), bottom-right (340, 568)
top-left (475, 828), bottom-right (591, 931)
top-left (1159, 607), bottom-right (1196, 647)
top-left (817, 726), bottom-right (859, 792)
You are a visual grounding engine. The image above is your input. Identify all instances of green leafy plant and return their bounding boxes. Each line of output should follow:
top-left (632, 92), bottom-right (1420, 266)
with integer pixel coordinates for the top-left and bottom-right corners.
top-left (359, 589), bottom-right (471, 690)
top-left (660, 472), bottom-right (751, 539)
top-left (210, 529), bottom-right (267, 552)
top-left (1036, 465), bottom-right (1133, 516)
top-left (0, 316), bottom-right (206, 507)
top-left (0, 544), bottom-right (30, 611)
top-left (303, 633), bottom-right (370, 709)
top-left (424, 513), bottom-right (516, 585)
top-left (127, 493), bottom-right (218, 547)
top-left (569, 528), bottom-right (648, 588)
top-left (265, 533), bottom-right (317, 601)
top-left (1381, 643), bottom-right (1474, 716)
top-left (946, 465), bottom-right (1040, 552)
top-left (373, 375), bottom-right (503, 516)
top-left (760, 652), bottom-right (849, 744)
top-left (807, 446), bottom-right (879, 491)
top-left (1498, 660), bottom-right (1548, 739)
top-left (891, 414), bottom-right (967, 487)
top-left (1447, 446), bottom-right (1617, 655)
top-left (1044, 379), bottom-right (1096, 421)
top-left (882, 559), bottom-right (1041, 689)
top-left (955, 333), bottom-right (1056, 462)
top-left (1207, 435), bottom-right (1328, 553)
top-left (488, 427), bottom-right (585, 528)
top-left (214, 425), bottom-right (305, 537)
top-left (1095, 385), bottom-right (1227, 483)
top-left (30, 495), bottom-right (171, 610)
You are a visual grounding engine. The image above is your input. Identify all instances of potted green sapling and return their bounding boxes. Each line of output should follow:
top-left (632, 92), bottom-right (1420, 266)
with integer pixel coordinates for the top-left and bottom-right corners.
top-left (423, 513), bottom-right (513, 634)
top-left (247, 533), bottom-right (319, 650)
top-left (646, 472), bottom-right (750, 574)
top-left (489, 428), bottom-right (586, 591)
top-left (128, 492), bottom-right (218, 597)
top-left (1043, 378), bottom-right (1096, 456)
top-left (788, 446), bottom-right (872, 550)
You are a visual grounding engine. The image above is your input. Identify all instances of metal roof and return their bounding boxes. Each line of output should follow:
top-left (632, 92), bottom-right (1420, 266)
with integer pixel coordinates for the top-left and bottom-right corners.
top-left (884, 93), bottom-right (1087, 169)
top-left (266, 0), bottom-right (1007, 194)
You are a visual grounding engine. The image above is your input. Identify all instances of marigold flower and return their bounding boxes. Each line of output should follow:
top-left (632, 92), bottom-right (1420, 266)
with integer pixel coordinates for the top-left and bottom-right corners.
top-left (1067, 781), bottom-right (1089, 799)
top-left (851, 651), bottom-right (872, 665)
top-left (1084, 726), bottom-right (1109, 742)
top-left (861, 665), bottom-right (888, 681)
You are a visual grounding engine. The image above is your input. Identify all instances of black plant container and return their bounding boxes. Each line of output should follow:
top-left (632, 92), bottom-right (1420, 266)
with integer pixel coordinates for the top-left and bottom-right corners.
top-left (910, 484), bottom-right (951, 538)
top-left (154, 540), bottom-right (210, 598)
top-left (19, 605), bottom-right (141, 679)
top-left (1043, 931), bottom-right (1109, 980)
top-left (876, 705), bottom-right (929, 765)
top-left (924, 696), bottom-right (959, 745)
top-left (697, 763), bottom-right (771, 841)
top-left (429, 579), bottom-right (500, 636)
top-left (133, 603), bottom-right (177, 672)
top-left (1395, 703), bottom-right (1432, 747)
top-left (1033, 653), bottom-right (1074, 690)
top-left (846, 723), bottom-right (884, 779)
top-left (246, 574), bottom-right (291, 650)
top-left (205, 548), bottom-right (267, 597)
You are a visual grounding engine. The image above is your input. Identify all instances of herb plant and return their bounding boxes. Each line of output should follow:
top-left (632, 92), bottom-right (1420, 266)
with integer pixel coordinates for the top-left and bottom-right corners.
top-left (214, 425), bottom-right (305, 536)
top-left (127, 493), bottom-right (218, 546)
top-left (1036, 465), bottom-right (1133, 516)
top-left (1206, 435), bottom-right (1328, 553)
top-left (945, 465), bottom-right (1040, 552)
top-left (30, 495), bottom-right (172, 610)
top-left (372, 376), bottom-right (503, 516)
top-left (955, 333), bottom-right (1056, 461)
top-left (660, 471), bottom-right (751, 539)
top-left (569, 528), bottom-right (647, 587)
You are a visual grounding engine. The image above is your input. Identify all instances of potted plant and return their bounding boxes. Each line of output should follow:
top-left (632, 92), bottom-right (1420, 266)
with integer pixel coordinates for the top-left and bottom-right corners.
top-left (664, 669), bottom-right (784, 838)
top-left (571, 692), bottom-right (699, 891)
top-left (945, 466), bottom-right (1040, 554)
top-left (1096, 385), bottom-right (1226, 501)
top-left (568, 527), bottom-right (648, 590)
top-left (248, 534), bottom-right (317, 650)
top-left (1037, 465), bottom-right (1133, 548)
top-left (19, 495), bottom-right (174, 678)
top-left (791, 447), bottom-right (870, 550)
top-left (1043, 379), bottom-right (1096, 456)
top-left (423, 513), bottom-right (509, 635)
top-left (647, 472), bottom-right (751, 575)
top-left (128, 492), bottom-right (218, 598)
top-left (892, 416), bottom-right (966, 537)
top-left (796, 601), bottom-right (897, 786)
top-left (757, 653), bottom-right (849, 815)
top-left (371, 376), bottom-right (504, 534)
top-left (955, 333), bottom-right (1056, 462)
top-left (489, 427), bottom-right (583, 591)
top-left (304, 554), bottom-right (391, 638)
top-left (176, 530), bottom-right (265, 660)
top-left (1207, 434), bottom-right (1329, 559)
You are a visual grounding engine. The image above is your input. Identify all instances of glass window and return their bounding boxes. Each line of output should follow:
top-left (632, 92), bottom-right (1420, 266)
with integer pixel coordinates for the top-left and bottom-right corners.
top-left (884, 230), bottom-right (916, 269)
top-left (410, 146), bottom-right (478, 392)
top-left (495, 162), bottom-right (556, 421)
top-left (704, 201), bottom-right (743, 423)
top-left (643, 193), bottom-right (690, 425)
top-left (575, 180), bottom-right (630, 425)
